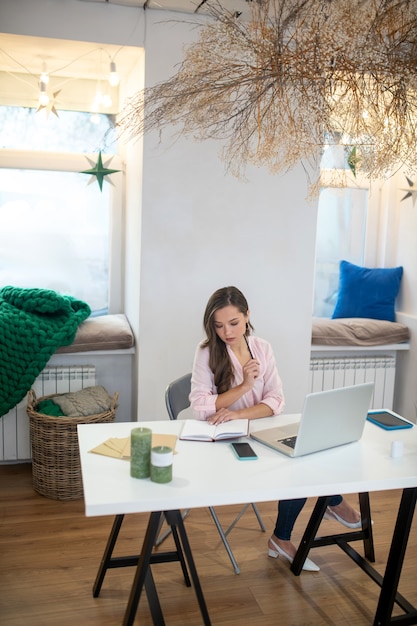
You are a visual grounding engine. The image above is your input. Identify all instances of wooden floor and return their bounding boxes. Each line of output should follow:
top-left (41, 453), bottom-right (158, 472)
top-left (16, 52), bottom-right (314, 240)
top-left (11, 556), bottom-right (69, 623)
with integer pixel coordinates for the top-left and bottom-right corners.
top-left (1, 463), bottom-right (416, 626)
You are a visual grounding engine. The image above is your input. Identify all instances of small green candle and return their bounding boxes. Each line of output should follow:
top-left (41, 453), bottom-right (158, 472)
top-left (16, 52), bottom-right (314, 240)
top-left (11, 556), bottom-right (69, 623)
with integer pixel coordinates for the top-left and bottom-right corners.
top-left (150, 445), bottom-right (173, 484)
top-left (130, 427), bottom-right (152, 479)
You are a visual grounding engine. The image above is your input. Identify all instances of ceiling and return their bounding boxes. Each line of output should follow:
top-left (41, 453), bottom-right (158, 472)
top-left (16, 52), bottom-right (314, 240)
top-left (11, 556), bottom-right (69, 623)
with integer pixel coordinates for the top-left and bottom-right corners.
top-left (0, 0), bottom-right (255, 80)
top-left (0, 0), bottom-right (255, 111)
top-left (78, 0), bottom-right (256, 19)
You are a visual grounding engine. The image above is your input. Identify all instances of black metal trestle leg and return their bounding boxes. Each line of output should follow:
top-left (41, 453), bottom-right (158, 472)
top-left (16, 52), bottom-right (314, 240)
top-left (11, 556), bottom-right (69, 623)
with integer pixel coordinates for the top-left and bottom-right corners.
top-left (165, 510), bottom-right (211, 626)
top-left (291, 492), bottom-right (375, 576)
top-left (289, 489), bottom-right (417, 626)
top-left (358, 491), bottom-right (375, 562)
top-left (291, 496), bottom-right (330, 575)
top-left (94, 510), bottom-right (211, 626)
top-left (123, 511), bottom-right (164, 626)
top-left (123, 510), bottom-right (211, 626)
top-left (373, 487), bottom-right (417, 626)
top-left (168, 519), bottom-right (192, 588)
top-left (93, 513), bottom-right (124, 597)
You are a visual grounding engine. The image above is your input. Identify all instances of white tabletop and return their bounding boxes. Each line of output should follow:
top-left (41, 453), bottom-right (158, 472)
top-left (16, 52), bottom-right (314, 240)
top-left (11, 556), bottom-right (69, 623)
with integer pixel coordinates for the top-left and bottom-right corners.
top-left (78, 415), bottom-right (417, 517)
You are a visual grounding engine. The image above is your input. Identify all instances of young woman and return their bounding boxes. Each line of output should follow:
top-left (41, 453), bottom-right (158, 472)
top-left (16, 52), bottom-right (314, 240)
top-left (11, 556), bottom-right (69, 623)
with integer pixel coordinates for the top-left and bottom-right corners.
top-left (190, 286), bottom-right (361, 573)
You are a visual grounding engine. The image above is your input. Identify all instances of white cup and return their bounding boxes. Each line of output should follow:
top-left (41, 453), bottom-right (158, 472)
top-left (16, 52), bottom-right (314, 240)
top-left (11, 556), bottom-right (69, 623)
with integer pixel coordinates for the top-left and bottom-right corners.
top-left (391, 440), bottom-right (404, 459)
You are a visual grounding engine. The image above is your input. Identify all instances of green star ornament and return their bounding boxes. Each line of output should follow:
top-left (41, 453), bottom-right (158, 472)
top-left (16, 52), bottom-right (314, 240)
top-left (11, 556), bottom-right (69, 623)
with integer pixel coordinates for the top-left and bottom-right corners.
top-left (400, 175), bottom-right (417, 207)
top-left (347, 146), bottom-right (360, 177)
top-left (80, 151), bottom-right (121, 191)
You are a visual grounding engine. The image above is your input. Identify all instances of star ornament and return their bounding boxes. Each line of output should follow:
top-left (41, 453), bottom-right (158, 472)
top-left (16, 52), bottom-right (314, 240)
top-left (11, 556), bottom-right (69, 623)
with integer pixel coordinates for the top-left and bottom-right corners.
top-left (347, 146), bottom-right (361, 178)
top-left (400, 175), bottom-right (417, 207)
top-left (36, 90), bottom-right (61, 118)
top-left (80, 151), bottom-right (121, 191)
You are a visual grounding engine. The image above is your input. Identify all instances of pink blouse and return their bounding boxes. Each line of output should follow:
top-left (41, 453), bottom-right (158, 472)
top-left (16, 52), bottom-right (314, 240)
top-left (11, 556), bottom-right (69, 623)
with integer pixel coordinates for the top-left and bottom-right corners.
top-left (189, 335), bottom-right (285, 420)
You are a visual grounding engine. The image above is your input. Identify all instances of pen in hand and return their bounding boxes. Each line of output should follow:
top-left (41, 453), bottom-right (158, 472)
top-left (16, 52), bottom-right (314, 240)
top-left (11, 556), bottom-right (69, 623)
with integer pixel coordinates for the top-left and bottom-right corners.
top-left (244, 334), bottom-right (254, 359)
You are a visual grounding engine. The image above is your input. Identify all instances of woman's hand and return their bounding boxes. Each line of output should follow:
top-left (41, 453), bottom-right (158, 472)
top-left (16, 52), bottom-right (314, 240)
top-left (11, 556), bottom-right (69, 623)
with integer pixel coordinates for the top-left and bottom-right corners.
top-left (208, 408), bottom-right (238, 424)
top-left (242, 358), bottom-right (260, 390)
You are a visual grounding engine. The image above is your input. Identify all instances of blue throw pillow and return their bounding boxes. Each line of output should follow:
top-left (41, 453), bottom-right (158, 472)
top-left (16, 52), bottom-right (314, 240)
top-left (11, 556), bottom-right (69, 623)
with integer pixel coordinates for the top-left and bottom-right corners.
top-left (332, 260), bottom-right (403, 322)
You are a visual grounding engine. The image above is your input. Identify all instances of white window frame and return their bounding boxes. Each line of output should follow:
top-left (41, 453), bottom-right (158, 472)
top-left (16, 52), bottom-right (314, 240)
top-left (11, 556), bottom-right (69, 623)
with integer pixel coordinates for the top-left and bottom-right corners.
top-left (319, 167), bottom-right (381, 264)
top-left (314, 168), bottom-right (384, 317)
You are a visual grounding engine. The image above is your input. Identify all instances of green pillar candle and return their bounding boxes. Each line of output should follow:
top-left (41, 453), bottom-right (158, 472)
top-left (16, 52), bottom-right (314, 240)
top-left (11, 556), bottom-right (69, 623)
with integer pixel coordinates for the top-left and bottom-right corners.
top-left (150, 445), bottom-right (173, 484)
top-left (130, 427), bottom-right (152, 479)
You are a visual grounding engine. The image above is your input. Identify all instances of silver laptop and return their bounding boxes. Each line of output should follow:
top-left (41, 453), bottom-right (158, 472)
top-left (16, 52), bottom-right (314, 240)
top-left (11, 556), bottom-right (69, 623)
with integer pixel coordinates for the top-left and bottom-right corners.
top-left (250, 383), bottom-right (374, 457)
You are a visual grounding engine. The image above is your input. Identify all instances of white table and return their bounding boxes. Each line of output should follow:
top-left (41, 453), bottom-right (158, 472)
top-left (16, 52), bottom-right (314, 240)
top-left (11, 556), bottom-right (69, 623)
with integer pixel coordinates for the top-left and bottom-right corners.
top-left (78, 415), bottom-right (417, 626)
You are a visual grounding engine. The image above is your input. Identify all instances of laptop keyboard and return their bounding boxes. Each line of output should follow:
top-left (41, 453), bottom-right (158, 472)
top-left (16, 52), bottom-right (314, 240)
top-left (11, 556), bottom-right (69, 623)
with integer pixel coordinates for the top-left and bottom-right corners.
top-left (279, 436), bottom-right (297, 449)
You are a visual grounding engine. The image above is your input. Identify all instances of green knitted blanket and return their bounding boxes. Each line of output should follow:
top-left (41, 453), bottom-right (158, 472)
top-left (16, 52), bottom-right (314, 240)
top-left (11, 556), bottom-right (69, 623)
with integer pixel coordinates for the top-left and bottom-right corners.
top-left (0, 286), bottom-right (91, 416)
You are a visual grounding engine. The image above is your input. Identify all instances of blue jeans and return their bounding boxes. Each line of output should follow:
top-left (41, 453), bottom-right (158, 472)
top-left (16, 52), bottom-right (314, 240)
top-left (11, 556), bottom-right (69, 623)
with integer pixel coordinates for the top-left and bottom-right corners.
top-left (274, 495), bottom-right (343, 541)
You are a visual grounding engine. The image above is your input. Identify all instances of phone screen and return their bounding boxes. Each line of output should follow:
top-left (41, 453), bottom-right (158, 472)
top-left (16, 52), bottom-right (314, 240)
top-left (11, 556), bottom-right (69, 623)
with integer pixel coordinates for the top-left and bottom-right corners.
top-left (231, 442), bottom-right (258, 460)
top-left (367, 410), bottom-right (413, 430)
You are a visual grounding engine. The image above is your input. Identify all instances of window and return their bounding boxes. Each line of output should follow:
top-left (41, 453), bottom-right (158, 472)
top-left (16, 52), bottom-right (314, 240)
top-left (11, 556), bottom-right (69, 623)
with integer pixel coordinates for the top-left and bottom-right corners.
top-left (312, 142), bottom-right (379, 317)
top-left (0, 106), bottom-right (116, 151)
top-left (0, 106), bottom-right (122, 315)
top-left (313, 186), bottom-right (368, 317)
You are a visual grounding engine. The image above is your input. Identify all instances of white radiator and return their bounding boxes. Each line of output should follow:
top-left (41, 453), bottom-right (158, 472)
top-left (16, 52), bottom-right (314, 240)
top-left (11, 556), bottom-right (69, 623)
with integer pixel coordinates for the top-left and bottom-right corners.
top-left (309, 356), bottom-right (396, 410)
top-left (0, 365), bottom-right (96, 463)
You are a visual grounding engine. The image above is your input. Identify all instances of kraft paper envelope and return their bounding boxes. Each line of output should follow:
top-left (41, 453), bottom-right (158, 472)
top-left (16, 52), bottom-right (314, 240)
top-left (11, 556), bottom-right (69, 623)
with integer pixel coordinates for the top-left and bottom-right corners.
top-left (90, 434), bottom-right (178, 459)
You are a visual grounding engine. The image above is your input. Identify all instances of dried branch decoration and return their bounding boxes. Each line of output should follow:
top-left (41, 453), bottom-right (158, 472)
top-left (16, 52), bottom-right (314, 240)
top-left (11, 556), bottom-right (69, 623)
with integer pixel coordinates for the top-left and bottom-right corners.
top-left (118, 0), bottom-right (417, 182)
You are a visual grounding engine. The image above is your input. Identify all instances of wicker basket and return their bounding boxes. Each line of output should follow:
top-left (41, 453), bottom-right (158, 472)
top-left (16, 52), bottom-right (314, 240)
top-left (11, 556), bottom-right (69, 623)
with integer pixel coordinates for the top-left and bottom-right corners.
top-left (27, 388), bottom-right (118, 501)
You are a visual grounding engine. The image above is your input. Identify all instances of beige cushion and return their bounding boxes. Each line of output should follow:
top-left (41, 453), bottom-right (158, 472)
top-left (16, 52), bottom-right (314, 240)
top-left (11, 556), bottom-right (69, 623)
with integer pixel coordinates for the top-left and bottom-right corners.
top-left (53, 385), bottom-right (114, 416)
top-left (55, 314), bottom-right (134, 353)
top-left (312, 317), bottom-right (410, 346)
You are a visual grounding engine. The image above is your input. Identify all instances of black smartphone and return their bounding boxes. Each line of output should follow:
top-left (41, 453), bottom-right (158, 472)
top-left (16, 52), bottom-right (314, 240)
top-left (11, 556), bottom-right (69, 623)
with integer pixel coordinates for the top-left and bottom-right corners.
top-left (367, 409), bottom-right (414, 431)
top-left (230, 442), bottom-right (258, 460)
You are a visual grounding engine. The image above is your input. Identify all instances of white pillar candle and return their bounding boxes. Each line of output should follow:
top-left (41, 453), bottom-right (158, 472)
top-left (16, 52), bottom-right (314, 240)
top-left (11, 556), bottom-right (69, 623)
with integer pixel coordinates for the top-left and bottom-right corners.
top-left (150, 445), bottom-right (173, 483)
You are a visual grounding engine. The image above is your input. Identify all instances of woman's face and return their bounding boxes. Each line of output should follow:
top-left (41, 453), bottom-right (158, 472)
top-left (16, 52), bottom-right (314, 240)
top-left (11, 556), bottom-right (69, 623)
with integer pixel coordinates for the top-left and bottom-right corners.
top-left (213, 305), bottom-right (249, 348)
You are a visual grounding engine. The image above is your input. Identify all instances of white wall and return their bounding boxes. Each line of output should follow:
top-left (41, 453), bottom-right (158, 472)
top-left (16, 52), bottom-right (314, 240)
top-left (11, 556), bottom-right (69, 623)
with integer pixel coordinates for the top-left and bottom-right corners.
top-left (136, 10), bottom-right (317, 418)
top-left (388, 171), bottom-right (417, 421)
top-left (361, 170), bottom-right (417, 422)
top-left (2, 0), bottom-right (319, 420)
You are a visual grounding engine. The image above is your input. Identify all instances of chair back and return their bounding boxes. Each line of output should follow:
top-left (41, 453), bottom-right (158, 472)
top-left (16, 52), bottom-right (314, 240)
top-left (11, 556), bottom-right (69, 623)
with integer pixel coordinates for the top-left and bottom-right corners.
top-left (165, 373), bottom-right (192, 421)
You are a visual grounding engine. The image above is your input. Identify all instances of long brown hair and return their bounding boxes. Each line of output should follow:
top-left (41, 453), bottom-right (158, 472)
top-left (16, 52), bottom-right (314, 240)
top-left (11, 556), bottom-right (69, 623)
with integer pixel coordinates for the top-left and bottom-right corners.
top-left (202, 286), bottom-right (254, 394)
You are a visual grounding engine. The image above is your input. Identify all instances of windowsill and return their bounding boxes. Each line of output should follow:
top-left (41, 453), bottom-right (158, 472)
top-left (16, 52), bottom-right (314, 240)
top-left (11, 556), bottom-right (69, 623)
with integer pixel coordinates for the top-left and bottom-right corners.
top-left (49, 347), bottom-right (135, 359)
top-left (311, 343), bottom-right (410, 356)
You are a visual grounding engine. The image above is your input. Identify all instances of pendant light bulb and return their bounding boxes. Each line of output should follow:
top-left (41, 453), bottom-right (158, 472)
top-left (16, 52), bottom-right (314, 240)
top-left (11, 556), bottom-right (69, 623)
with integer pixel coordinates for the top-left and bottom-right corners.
top-left (90, 113), bottom-right (101, 125)
top-left (108, 61), bottom-right (120, 87)
top-left (39, 82), bottom-right (49, 107)
top-left (40, 62), bottom-right (49, 86)
top-left (102, 93), bottom-right (112, 108)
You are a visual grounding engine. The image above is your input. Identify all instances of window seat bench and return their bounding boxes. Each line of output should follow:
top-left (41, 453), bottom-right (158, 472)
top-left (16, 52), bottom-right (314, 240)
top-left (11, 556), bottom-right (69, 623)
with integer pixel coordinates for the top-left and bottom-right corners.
top-left (309, 318), bottom-right (410, 410)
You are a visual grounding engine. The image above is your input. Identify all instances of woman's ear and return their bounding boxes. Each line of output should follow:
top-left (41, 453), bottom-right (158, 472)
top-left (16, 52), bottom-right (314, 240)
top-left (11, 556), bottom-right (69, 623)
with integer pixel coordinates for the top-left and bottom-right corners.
top-left (245, 309), bottom-right (250, 328)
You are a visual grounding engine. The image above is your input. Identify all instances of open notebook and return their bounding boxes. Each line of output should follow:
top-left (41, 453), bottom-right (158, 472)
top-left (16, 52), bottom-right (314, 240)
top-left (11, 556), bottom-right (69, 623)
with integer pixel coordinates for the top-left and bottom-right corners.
top-left (251, 383), bottom-right (374, 457)
top-left (180, 418), bottom-right (249, 442)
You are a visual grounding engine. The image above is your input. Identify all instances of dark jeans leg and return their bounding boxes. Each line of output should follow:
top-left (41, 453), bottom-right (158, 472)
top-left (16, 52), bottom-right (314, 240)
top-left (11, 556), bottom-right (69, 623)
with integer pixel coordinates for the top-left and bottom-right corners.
top-left (328, 495), bottom-right (343, 507)
top-left (274, 498), bottom-right (307, 540)
top-left (274, 495), bottom-right (343, 540)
